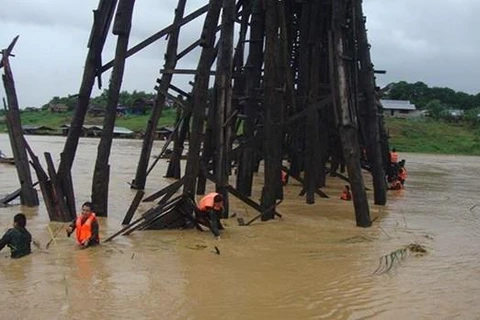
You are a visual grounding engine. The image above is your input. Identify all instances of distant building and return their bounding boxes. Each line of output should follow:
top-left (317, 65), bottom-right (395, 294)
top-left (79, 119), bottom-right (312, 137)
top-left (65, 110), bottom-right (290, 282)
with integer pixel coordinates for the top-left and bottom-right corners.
top-left (60, 124), bottom-right (134, 138)
top-left (49, 103), bottom-right (69, 113)
top-left (156, 126), bottom-right (174, 140)
top-left (22, 125), bottom-right (55, 135)
top-left (380, 99), bottom-right (417, 118)
top-left (443, 109), bottom-right (464, 121)
top-left (88, 105), bottom-right (105, 117)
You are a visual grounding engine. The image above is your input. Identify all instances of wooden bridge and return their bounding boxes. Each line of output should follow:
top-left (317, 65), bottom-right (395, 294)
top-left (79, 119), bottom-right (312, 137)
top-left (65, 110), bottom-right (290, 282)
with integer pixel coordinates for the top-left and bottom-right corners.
top-left (2, 0), bottom-right (391, 228)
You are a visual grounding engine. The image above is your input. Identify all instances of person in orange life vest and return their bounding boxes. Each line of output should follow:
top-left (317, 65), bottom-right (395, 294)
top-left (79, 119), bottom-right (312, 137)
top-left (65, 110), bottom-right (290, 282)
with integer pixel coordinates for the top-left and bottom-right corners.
top-left (281, 170), bottom-right (288, 186)
top-left (340, 185), bottom-right (352, 201)
top-left (388, 179), bottom-right (403, 190)
top-left (66, 202), bottom-right (100, 247)
top-left (390, 148), bottom-right (398, 164)
top-left (196, 193), bottom-right (225, 239)
top-left (398, 167), bottom-right (407, 185)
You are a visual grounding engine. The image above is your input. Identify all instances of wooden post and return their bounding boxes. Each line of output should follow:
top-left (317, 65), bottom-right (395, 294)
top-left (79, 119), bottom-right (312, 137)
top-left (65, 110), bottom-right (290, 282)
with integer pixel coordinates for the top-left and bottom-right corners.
top-left (261, 0), bottom-right (284, 220)
top-left (184, 0), bottom-right (223, 196)
top-left (213, 0), bottom-right (235, 217)
top-left (1, 44), bottom-right (39, 207)
top-left (58, 0), bottom-right (118, 177)
top-left (132, 0), bottom-right (186, 190)
top-left (55, 0), bottom-right (118, 219)
top-left (92, 0), bottom-right (136, 216)
top-left (236, 0), bottom-right (264, 196)
top-left (330, 0), bottom-right (371, 227)
top-left (354, 0), bottom-right (387, 205)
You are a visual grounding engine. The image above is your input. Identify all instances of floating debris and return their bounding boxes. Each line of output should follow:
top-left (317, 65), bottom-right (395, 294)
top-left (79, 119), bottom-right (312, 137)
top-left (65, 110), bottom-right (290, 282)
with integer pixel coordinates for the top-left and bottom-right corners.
top-left (374, 243), bottom-right (428, 275)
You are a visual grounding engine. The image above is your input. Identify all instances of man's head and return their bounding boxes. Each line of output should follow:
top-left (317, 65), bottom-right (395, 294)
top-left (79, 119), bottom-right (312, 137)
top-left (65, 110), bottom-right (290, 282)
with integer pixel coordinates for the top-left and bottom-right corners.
top-left (213, 194), bottom-right (223, 204)
top-left (14, 213), bottom-right (27, 228)
top-left (81, 202), bottom-right (93, 217)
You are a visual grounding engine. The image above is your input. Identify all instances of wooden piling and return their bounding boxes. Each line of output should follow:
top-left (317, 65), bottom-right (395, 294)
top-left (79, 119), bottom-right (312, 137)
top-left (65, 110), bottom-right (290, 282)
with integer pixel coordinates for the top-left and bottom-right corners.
top-left (92, 0), bottom-right (136, 216)
top-left (132, 0), bottom-right (186, 190)
top-left (1, 42), bottom-right (39, 207)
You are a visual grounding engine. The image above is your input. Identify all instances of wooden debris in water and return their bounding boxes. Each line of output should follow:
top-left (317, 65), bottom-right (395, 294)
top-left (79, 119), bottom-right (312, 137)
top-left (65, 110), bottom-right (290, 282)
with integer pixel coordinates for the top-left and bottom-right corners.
top-left (373, 243), bottom-right (428, 275)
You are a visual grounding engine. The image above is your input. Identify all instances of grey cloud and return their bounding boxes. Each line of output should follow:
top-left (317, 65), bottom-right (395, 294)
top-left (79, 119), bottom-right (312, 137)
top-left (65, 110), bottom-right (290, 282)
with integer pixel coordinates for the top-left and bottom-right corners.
top-left (1, 0), bottom-right (480, 108)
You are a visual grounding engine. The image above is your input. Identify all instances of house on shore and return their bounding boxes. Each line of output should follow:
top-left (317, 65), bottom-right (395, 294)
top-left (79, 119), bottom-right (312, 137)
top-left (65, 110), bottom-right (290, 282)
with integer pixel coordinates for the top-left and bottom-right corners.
top-left (60, 124), bottom-right (134, 138)
top-left (22, 125), bottom-right (56, 135)
top-left (380, 99), bottom-right (417, 118)
top-left (156, 126), bottom-right (174, 140)
top-left (49, 103), bottom-right (69, 113)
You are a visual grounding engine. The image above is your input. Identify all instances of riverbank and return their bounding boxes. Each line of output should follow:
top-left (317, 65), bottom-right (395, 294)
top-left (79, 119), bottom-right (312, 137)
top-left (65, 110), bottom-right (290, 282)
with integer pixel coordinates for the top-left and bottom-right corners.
top-left (2, 109), bottom-right (480, 155)
top-left (386, 117), bottom-right (480, 155)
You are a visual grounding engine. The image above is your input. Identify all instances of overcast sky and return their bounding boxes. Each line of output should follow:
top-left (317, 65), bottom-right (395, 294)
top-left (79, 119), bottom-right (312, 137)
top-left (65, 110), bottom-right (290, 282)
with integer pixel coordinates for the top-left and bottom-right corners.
top-left (1, 0), bottom-right (479, 108)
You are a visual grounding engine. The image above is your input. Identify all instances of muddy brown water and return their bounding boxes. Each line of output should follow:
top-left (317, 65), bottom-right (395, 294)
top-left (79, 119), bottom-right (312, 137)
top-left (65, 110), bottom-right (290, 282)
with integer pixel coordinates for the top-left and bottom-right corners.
top-left (1, 134), bottom-right (480, 319)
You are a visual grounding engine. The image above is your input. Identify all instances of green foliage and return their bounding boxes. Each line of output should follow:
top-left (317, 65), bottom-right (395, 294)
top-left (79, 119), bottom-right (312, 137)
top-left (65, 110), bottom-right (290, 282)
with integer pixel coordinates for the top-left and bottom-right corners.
top-left (0, 106), bottom-right (177, 133)
top-left (385, 81), bottom-right (480, 110)
top-left (425, 99), bottom-right (446, 119)
top-left (90, 89), bottom-right (156, 108)
top-left (386, 117), bottom-right (480, 155)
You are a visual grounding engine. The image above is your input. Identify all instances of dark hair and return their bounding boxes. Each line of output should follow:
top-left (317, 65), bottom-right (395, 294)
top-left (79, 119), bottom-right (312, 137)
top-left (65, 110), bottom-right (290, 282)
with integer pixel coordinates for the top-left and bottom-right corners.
top-left (345, 185), bottom-right (350, 190)
top-left (213, 194), bottom-right (223, 203)
top-left (392, 148), bottom-right (396, 152)
top-left (82, 202), bottom-right (93, 210)
top-left (14, 213), bottom-right (27, 228)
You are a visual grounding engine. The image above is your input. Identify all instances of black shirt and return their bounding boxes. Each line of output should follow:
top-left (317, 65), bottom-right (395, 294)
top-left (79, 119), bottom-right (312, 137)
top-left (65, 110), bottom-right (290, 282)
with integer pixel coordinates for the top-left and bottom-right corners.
top-left (0, 227), bottom-right (32, 258)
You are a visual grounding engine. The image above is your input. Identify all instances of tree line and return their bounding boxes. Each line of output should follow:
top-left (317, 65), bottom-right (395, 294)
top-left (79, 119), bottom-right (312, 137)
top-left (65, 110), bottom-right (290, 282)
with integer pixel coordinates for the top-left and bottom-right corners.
top-left (42, 90), bottom-right (157, 111)
top-left (383, 81), bottom-right (480, 122)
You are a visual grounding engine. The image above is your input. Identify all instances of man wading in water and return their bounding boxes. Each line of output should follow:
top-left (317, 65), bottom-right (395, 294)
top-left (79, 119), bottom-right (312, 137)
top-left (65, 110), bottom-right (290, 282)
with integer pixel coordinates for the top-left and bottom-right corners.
top-left (66, 202), bottom-right (100, 248)
top-left (0, 213), bottom-right (32, 258)
top-left (195, 193), bottom-right (225, 239)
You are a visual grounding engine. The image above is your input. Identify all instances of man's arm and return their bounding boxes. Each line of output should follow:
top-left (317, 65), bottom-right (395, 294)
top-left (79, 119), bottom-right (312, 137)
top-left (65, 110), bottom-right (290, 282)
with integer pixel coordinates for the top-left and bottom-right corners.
top-left (0, 230), bottom-right (12, 252)
top-left (66, 220), bottom-right (76, 237)
top-left (207, 210), bottom-right (220, 237)
top-left (89, 220), bottom-right (99, 243)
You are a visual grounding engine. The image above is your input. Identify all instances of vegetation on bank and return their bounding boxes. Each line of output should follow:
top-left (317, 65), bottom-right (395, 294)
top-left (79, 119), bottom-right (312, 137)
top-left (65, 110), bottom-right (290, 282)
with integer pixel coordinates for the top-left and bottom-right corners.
top-left (2, 82), bottom-right (480, 155)
top-left (1, 108), bottom-right (480, 156)
top-left (386, 117), bottom-right (480, 156)
top-left (0, 108), bottom-right (178, 133)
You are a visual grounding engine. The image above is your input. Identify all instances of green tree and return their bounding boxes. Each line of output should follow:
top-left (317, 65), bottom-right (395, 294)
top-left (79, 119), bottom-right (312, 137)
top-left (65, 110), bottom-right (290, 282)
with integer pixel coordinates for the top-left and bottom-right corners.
top-left (425, 99), bottom-right (446, 119)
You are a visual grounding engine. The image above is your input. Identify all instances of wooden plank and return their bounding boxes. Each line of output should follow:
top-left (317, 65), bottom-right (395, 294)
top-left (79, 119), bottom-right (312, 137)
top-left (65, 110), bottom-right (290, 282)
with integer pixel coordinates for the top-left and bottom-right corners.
top-left (143, 176), bottom-right (185, 202)
top-left (0, 35), bottom-right (19, 69)
top-left (160, 68), bottom-right (216, 75)
top-left (0, 181), bottom-right (39, 205)
top-left (104, 194), bottom-right (183, 242)
top-left (122, 190), bottom-right (144, 225)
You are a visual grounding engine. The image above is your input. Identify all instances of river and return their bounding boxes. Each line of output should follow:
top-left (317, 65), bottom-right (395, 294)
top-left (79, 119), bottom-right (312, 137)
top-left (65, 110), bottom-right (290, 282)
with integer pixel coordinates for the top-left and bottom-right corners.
top-left (1, 134), bottom-right (479, 319)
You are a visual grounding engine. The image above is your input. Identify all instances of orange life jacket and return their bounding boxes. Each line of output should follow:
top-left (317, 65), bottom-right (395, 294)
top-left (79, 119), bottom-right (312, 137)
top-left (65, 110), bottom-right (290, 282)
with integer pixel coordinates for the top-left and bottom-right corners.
top-left (340, 190), bottom-right (352, 200)
top-left (390, 152), bottom-right (398, 163)
top-left (198, 193), bottom-right (223, 211)
top-left (75, 213), bottom-right (97, 244)
top-left (390, 180), bottom-right (403, 190)
top-left (281, 170), bottom-right (287, 185)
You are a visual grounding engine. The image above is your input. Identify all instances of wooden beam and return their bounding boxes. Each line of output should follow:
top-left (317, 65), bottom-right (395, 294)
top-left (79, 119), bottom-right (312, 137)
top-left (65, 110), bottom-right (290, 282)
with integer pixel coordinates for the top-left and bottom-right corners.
top-left (100, 4), bottom-right (209, 73)
top-left (122, 190), bottom-right (144, 225)
top-left (160, 69), bottom-right (216, 75)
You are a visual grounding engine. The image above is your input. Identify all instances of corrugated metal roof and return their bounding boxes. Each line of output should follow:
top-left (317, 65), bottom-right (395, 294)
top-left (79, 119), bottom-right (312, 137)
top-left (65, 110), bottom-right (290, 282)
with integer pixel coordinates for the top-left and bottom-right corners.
top-left (59, 124), bottom-right (133, 134)
top-left (380, 99), bottom-right (416, 111)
